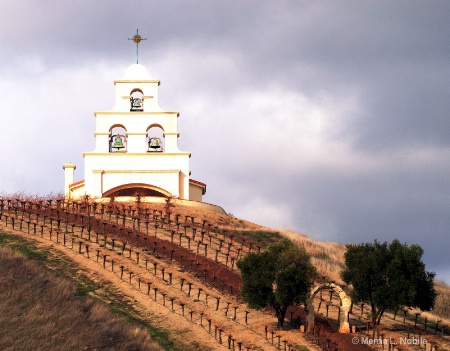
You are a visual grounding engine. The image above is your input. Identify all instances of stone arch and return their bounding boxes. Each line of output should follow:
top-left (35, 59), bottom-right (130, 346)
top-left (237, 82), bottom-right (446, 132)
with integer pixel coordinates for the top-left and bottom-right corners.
top-left (109, 124), bottom-right (127, 132)
top-left (306, 282), bottom-right (351, 333)
top-left (146, 123), bottom-right (164, 132)
top-left (102, 183), bottom-right (171, 198)
top-left (130, 88), bottom-right (144, 95)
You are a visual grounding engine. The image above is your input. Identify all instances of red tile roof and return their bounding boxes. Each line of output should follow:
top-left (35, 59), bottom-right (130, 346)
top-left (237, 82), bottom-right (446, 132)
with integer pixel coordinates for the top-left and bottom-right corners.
top-left (189, 179), bottom-right (206, 188)
top-left (69, 180), bottom-right (85, 188)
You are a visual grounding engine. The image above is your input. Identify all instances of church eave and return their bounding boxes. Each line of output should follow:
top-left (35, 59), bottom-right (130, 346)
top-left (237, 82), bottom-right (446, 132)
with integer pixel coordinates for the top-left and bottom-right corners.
top-left (94, 111), bottom-right (180, 117)
top-left (82, 152), bottom-right (191, 157)
top-left (114, 79), bottom-right (160, 85)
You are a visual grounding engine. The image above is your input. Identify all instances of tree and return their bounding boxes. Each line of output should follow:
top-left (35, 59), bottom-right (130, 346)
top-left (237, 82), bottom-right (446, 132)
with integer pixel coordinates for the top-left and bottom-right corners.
top-left (341, 239), bottom-right (436, 329)
top-left (237, 239), bottom-right (317, 328)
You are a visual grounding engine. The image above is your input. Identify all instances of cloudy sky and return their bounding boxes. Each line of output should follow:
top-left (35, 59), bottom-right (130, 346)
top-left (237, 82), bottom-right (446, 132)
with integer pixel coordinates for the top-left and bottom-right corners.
top-left (1, 1), bottom-right (449, 284)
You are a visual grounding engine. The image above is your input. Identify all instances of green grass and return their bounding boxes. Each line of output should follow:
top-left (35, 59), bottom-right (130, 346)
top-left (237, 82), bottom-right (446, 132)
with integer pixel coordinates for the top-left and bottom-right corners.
top-left (0, 232), bottom-right (48, 260)
top-left (229, 230), bottom-right (283, 248)
top-left (146, 325), bottom-right (179, 351)
top-left (74, 274), bottom-right (100, 297)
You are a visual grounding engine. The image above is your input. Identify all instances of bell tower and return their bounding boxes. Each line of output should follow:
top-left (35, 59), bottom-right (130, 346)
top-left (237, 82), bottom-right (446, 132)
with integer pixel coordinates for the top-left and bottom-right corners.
top-left (63, 31), bottom-right (206, 201)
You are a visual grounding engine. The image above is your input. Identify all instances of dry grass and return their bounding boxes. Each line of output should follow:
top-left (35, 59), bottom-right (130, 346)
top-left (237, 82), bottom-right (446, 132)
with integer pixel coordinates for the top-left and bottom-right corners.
top-left (0, 247), bottom-right (163, 351)
top-left (422, 280), bottom-right (450, 326)
top-left (278, 229), bottom-right (346, 284)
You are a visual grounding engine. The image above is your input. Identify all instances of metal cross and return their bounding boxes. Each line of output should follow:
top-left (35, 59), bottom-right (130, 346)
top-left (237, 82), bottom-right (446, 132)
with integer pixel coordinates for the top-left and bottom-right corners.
top-left (128, 29), bottom-right (147, 64)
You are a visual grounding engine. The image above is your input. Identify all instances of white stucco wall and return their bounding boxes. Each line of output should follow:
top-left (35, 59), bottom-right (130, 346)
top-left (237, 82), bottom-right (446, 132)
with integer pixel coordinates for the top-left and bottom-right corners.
top-left (83, 152), bottom-right (190, 198)
top-left (66, 63), bottom-right (204, 201)
top-left (189, 183), bottom-right (205, 202)
top-left (63, 162), bottom-right (76, 197)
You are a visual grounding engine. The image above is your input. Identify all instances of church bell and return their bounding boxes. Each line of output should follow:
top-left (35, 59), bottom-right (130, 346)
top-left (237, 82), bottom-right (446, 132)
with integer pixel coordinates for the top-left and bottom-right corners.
top-left (112, 136), bottom-right (125, 149)
top-left (133, 98), bottom-right (141, 108)
top-left (130, 97), bottom-right (143, 111)
top-left (148, 137), bottom-right (161, 150)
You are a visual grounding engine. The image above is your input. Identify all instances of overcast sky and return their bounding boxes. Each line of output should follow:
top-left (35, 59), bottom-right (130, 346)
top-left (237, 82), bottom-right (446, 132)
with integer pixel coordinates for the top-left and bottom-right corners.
top-left (1, 1), bottom-right (449, 284)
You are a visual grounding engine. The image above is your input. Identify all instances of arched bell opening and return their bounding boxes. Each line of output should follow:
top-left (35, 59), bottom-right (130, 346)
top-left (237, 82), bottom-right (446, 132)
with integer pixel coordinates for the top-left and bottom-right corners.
top-left (146, 124), bottom-right (164, 153)
top-left (130, 88), bottom-right (144, 111)
top-left (109, 125), bottom-right (127, 153)
top-left (102, 183), bottom-right (171, 198)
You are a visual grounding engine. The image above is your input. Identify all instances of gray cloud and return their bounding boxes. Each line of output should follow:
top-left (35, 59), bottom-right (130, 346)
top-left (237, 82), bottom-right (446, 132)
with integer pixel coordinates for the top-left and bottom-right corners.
top-left (1, 0), bottom-right (449, 283)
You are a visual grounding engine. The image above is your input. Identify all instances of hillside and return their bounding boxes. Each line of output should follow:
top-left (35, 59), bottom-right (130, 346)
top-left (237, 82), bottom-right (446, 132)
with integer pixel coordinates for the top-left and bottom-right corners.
top-left (0, 243), bottom-right (165, 351)
top-left (0, 194), bottom-right (448, 351)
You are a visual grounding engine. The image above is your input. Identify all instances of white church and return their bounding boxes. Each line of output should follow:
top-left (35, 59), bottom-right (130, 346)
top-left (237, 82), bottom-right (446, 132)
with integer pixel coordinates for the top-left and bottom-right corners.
top-left (63, 33), bottom-right (206, 202)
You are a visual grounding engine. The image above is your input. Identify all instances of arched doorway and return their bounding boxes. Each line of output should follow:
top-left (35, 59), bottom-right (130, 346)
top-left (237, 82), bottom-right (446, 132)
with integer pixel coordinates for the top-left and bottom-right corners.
top-left (102, 183), bottom-right (171, 198)
top-left (306, 282), bottom-right (351, 333)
